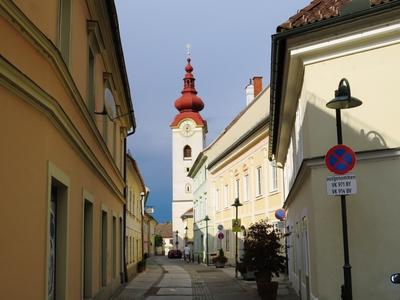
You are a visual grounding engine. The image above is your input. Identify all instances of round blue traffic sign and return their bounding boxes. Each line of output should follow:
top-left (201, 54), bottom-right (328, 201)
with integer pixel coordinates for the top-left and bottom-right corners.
top-left (325, 144), bottom-right (356, 175)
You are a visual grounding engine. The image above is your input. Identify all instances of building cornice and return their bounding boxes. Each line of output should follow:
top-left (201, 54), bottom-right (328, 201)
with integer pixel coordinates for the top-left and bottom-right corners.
top-left (269, 1), bottom-right (400, 162)
top-left (208, 116), bottom-right (269, 171)
top-left (283, 147), bottom-right (400, 208)
top-left (0, 56), bottom-right (125, 203)
top-left (188, 152), bottom-right (207, 178)
top-left (0, 0), bottom-right (129, 183)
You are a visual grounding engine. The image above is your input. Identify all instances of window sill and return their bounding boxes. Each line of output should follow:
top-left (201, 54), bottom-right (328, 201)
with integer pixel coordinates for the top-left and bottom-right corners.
top-left (268, 189), bottom-right (279, 196)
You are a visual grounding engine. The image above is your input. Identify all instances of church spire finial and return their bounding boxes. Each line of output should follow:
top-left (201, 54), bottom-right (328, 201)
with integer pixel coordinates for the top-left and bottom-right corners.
top-left (186, 43), bottom-right (191, 60)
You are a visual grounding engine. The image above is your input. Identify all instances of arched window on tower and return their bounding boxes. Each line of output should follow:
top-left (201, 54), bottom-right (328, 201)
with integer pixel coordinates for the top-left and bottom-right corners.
top-left (183, 145), bottom-right (192, 159)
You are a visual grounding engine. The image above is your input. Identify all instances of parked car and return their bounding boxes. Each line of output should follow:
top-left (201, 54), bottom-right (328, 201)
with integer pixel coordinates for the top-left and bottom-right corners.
top-left (168, 249), bottom-right (182, 259)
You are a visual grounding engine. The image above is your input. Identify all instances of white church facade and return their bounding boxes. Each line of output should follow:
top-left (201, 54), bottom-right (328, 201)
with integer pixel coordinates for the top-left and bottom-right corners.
top-left (170, 58), bottom-right (206, 250)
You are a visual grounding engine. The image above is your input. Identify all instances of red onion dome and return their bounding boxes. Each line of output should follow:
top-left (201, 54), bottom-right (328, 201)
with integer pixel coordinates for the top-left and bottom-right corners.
top-left (174, 58), bottom-right (204, 112)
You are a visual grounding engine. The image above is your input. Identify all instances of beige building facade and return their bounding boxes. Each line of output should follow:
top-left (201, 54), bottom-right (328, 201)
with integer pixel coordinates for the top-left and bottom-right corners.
top-left (0, 1), bottom-right (135, 299)
top-left (125, 154), bottom-right (146, 280)
top-left (143, 212), bottom-right (157, 257)
top-left (190, 82), bottom-right (284, 264)
top-left (269, 1), bottom-right (400, 299)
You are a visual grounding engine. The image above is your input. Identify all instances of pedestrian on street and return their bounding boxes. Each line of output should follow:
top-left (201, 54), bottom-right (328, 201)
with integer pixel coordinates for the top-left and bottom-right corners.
top-left (184, 244), bottom-right (190, 263)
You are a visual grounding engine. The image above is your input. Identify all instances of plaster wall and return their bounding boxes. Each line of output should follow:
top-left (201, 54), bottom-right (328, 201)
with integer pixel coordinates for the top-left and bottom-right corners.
top-left (172, 123), bottom-right (205, 245)
top-left (283, 35), bottom-right (400, 300)
top-left (0, 87), bottom-right (124, 299)
top-left (301, 43), bottom-right (400, 159)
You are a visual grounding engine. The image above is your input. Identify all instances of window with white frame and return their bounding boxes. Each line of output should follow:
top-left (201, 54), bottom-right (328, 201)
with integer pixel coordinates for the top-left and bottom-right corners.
top-left (214, 190), bottom-right (219, 211)
top-left (244, 174), bottom-right (250, 201)
top-left (269, 161), bottom-right (278, 192)
top-left (256, 166), bottom-right (262, 196)
top-left (225, 230), bottom-right (230, 251)
top-left (235, 179), bottom-right (240, 201)
top-left (224, 185), bottom-right (229, 208)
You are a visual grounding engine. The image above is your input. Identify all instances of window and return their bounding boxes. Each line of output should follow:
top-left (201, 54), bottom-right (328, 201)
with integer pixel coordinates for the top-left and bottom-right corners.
top-left (235, 179), bottom-right (240, 200)
top-left (224, 185), bottom-right (229, 208)
top-left (112, 217), bottom-right (116, 279)
top-left (225, 230), bottom-right (230, 251)
top-left (103, 85), bottom-right (116, 151)
top-left (48, 180), bottom-right (68, 300)
top-left (131, 189), bottom-right (134, 215)
top-left (88, 49), bottom-right (95, 116)
top-left (101, 211), bottom-right (107, 286)
top-left (215, 189), bottom-right (220, 210)
top-left (244, 175), bottom-right (250, 202)
top-left (83, 200), bottom-right (93, 298)
top-left (183, 145), bottom-right (192, 158)
top-left (59, 0), bottom-right (72, 64)
top-left (269, 162), bottom-right (278, 192)
top-left (256, 166), bottom-right (262, 196)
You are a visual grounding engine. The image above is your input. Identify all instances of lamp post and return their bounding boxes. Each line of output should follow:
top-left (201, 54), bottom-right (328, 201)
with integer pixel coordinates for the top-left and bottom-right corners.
top-left (184, 226), bottom-right (188, 243)
top-left (175, 230), bottom-right (179, 251)
top-left (326, 78), bottom-right (362, 300)
top-left (231, 197), bottom-right (242, 278)
top-left (203, 215), bottom-right (210, 265)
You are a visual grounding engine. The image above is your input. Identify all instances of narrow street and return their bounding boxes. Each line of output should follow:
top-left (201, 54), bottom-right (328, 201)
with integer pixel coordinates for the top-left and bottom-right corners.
top-left (113, 256), bottom-right (298, 300)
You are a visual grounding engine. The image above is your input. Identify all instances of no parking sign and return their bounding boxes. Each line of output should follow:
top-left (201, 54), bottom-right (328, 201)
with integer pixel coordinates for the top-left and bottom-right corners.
top-left (325, 144), bottom-right (357, 196)
top-left (325, 144), bottom-right (356, 175)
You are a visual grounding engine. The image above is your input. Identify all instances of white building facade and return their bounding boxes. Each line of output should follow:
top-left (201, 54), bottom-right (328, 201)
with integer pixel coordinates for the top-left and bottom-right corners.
top-left (170, 58), bottom-right (207, 249)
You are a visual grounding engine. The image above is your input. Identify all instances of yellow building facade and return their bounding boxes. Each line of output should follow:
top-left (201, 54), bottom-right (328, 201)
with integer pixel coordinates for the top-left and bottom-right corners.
top-left (269, 1), bottom-right (400, 299)
top-left (125, 154), bottom-right (146, 280)
top-left (0, 1), bottom-right (135, 299)
top-left (191, 84), bottom-right (284, 264)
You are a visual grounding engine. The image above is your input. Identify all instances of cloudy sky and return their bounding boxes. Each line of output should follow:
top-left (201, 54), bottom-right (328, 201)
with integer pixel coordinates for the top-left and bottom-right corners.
top-left (115, 0), bottom-right (310, 223)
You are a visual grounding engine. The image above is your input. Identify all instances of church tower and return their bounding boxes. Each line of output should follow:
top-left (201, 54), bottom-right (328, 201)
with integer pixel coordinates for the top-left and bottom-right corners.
top-left (170, 57), bottom-right (207, 249)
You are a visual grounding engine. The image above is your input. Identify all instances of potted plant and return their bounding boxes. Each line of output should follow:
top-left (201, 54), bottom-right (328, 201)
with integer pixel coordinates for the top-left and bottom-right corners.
top-left (242, 219), bottom-right (286, 299)
top-left (237, 261), bottom-right (256, 280)
top-left (137, 258), bottom-right (147, 273)
top-left (155, 235), bottom-right (164, 255)
top-left (211, 248), bottom-right (228, 268)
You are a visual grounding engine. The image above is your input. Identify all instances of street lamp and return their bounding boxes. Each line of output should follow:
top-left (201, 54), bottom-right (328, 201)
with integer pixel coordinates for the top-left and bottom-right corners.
top-left (203, 215), bottom-right (210, 265)
top-left (326, 78), bottom-right (362, 300)
top-left (175, 230), bottom-right (179, 251)
top-left (231, 197), bottom-right (243, 278)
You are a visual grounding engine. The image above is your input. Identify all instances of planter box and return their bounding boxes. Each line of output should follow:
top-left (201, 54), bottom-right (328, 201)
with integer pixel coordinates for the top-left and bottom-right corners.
top-left (241, 270), bottom-right (256, 280)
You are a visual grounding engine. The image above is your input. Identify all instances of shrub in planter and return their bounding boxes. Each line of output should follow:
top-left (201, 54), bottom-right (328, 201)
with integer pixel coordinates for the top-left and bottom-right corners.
top-left (242, 220), bottom-right (286, 299)
top-left (137, 258), bottom-right (147, 273)
top-left (211, 248), bottom-right (228, 268)
top-left (237, 261), bottom-right (256, 280)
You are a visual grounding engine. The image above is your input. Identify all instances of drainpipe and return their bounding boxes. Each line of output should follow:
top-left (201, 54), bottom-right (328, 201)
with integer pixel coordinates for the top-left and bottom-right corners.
top-left (123, 130), bottom-right (134, 282)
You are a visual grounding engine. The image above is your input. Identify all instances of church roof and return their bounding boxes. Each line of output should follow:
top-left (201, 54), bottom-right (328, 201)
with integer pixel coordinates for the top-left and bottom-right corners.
top-left (171, 58), bottom-right (206, 127)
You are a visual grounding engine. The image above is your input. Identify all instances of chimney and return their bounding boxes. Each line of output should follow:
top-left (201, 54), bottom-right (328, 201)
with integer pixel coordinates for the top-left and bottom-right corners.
top-left (245, 79), bottom-right (254, 106)
top-left (253, 76), bottom-right (263, 97)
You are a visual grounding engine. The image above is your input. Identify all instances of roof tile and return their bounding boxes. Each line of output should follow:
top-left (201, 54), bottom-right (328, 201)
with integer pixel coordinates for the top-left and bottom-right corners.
top-left (278, 0), bottom-right (393, 32)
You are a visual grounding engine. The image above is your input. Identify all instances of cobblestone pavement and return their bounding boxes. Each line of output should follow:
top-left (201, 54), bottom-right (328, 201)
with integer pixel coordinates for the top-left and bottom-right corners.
top-left (112, 256), bottom-right (299, 300)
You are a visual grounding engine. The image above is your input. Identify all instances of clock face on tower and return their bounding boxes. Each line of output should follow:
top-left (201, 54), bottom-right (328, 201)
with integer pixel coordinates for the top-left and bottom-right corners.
top-left (179, 119), bottom-right (195, 137)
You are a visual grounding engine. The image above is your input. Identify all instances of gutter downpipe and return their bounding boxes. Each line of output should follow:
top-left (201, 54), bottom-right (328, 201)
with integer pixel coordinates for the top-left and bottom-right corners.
top-left (123, 130), bottom-right (135, 282)
top-left (141, 188), bottom-right (149, 260)
top-left (268, 1), bottom-right (400, 161)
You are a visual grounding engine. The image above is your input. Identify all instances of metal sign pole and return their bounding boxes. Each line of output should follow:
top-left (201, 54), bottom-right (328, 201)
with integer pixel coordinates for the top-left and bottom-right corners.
top-left (336, 109), bottom-right (353, 300)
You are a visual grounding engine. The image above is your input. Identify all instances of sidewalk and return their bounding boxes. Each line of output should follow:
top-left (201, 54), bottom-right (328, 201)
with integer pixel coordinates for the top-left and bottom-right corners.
top-left (112, 258), bottom-right (164, 299)
top-left (112, 256), bottom-right (299, 300)
top-left (219, 266), bottom-right (300, 300)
